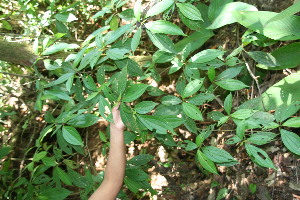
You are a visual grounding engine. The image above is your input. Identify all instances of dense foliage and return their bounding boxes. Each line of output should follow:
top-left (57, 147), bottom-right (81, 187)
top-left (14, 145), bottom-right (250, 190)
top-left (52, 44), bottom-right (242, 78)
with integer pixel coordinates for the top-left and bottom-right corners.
top-left (1, 0), bottom-right (300, 199)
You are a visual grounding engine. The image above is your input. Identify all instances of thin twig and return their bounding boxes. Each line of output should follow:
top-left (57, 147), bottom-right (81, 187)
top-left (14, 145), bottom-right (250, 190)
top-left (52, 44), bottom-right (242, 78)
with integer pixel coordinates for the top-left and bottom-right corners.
top-left (242, 54), bottom-right (262, 96)
top-left (242, 53), bottom-right (267, 111)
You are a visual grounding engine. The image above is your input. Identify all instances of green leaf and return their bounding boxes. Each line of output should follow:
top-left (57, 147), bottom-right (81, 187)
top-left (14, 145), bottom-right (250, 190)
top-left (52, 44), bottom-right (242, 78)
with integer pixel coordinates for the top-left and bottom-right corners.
top-left (33, 174), bottom-right (51, 185)
top-left (126, 168), bottom-right (149, 181)
top-left (184, 67), bottom-right (200, 79)
top-left (188, 93), bottom-right (215, 106)
top-left (169, 59), bottom-right (183, 74)
top-left (96, 67), bottom-right (105, 84)
top-left (135, 101), bottom-right (158, 114)
top-left (55, 13), bottom-right (77, 22)
top-left (224, 93), bottom-right (232, 115)
top-left (208, 0), bottom-right (233, 21)
top-left (154, 104), bottom-right (180, 116)
top-left (83, 26), bottom-right (110, 46)
top-left (106, 48), bottom-right (130, 60)
top-left (160, 95), bottom-right (182, 106)
top-left (67, 114), bottom-right (99, 128)
top-left (122, 84), bottom-right (148, 102)
top-left (73, 46), bottom-right (88, 68)
top-left (114, 66), bottom-right (128, 96)
top-left (247, 51), bottom-right (277, 67)
top-left (216, 188), bottom-right (229, 200)
top-left (215, 79), bottom-right (248, 91)
top-left (131, 27), bottom-right (142, 51)
top-left (274, 101), bottom-right (300, 122)
top-left (281, 129), bottom-right (300, 155)
top-left (66, 74), bottom-right (74, 93)
top-left (236, 120), bottom-right (246, 139)
top-left (153, 50), bottom-right (175, 63)
top-left (42, 43), bottom-right (79, 55)
top-left (120, 104), bottom-right (143, 132)
top-left (196, 150), bottom-right (218, 174)
top-left (249, 183), bottom-right (257, 194)
top-left (119, 9), bottom-right (135, 21)
top-left (145, 0), bottom-right (174, 17)
top-left (99, 95), bottom-right (113, 123)
top-left (127, 154), bottom-right (154, 165)
top-left (175, 28), bottom-right (214, 55)
top-left (124, 131), bottom-right (137, 144)
top-left (245, 144), bottom-right (276, 169)
top-left (0, 147), bottom-right (11, 159)
top-left (179, 9), bottom-right (204, 31)
top-left (216, 66), bottom-right (243, 81)
top-left (185, 141), bottom-right (198, 151)
top-left (42, 90), bottom-right (73, 101)
top-left (67, 168), bottom-right (89, 188)
top-left (208, 67), bottom-right (215, 82)
top-left (189, 49), bottom-right (225, 63)
top-left (240, 72), bottom-right (300, 111)
top-left (267, 1), bottom-right (300, 23)
top-left (183, 114), bottom-right (198, 134)
top-left (114, 58), bottom-right (144, 77)
top-left (83, 75), bottom-right (98, 91)
top-left (182, 102), bottom-right (203, 121)
top-left (283, 117), bottom-right (300, 127)
top-left (233, 11), bottom-right (300, 40)
top-left (202, 146), bottom-right (237, 163)
top-left (145, 20), bottom-right (186, 36)
top-left (207, 111), bottom-right (224, 121)
top-left (156, 133), bottom-right (177, 146)
top-left (104, 24), bottom-right (132, 45)
top-left (267, 42), bottom-right (300, 70)
top-left (54, 166), bottom-right (73, 186)
top-left (44, 73), bottom-right (74, 88)
top-left (38, 187), bottom-right (71, 200)
top-left (159, 115), bottom-right (183, 129)
top-left (33, 151), bottom-right (47, 162)
top-left (195, 125), bottom-right (215, 147)
top-left (138, 115), bottom-right (171, 134)
top-left (263, 73), bottom-right (300, 110)
top-left (62, 126), bottom-right (83, 146)
top-left (231, 109), bottom-right (255, 119)
top-left (1, 20), bottom-right (13, 30)
top-left (134, 0), bottom-right (142, 21)
top-left (79, 48), bottom-right (101, 70)
top-left (146, 31), bottom-right (176, 53)
top-left (42, 157), bottom-right (57, 167)
top-left (176, 3), bottom-right (202, 21)
top-left (182, 79), bottom-right (204, 98)
top-left (226, 135), bottom-right (241, 145)
top-left (207, 2), bottom-right (257, 29)
top-left (92, 7), bottom-right (111, 19)
top-left (124, 177), bottom-right (143, 194)
top-left (247, 132), bottom-right (277, 145)
top-left (218, 116), bottom-right (229, 126)
top-left (110, 15), bottom-right (119, 31)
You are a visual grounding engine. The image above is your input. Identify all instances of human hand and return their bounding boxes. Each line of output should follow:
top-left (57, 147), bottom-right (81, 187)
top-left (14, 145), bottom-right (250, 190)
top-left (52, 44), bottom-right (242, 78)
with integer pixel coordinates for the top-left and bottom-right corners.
top-left (110, 103), bottom-right (125, 131)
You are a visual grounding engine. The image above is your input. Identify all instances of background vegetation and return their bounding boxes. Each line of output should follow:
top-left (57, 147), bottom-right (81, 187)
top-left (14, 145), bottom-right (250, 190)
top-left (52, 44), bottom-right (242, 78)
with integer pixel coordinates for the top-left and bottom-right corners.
top-left (0, 0), bottom-right (299, 199)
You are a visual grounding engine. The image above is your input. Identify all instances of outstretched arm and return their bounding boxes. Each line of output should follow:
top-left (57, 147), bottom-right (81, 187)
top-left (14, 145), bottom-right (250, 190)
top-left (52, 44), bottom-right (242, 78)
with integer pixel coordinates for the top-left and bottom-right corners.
top-left (89, 104), bottom-right (126, 200)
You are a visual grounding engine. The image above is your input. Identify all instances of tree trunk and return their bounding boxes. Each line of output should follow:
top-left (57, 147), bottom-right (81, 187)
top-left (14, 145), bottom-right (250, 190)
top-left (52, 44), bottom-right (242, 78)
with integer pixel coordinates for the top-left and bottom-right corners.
top-left (0, 40), bottom-right (39, 67)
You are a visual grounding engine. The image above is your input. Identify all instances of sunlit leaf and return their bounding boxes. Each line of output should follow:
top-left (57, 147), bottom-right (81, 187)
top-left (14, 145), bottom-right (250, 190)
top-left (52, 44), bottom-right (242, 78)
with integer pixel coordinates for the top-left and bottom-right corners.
top-left (62, 126), bottom-right (83, 146)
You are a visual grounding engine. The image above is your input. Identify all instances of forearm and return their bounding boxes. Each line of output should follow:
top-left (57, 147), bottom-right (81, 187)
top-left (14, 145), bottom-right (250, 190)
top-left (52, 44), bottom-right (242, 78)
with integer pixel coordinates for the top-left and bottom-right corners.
top-left (103, 126), bottom-right (126, 186)
top-left (89, 104), bottom-right (125, 200)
